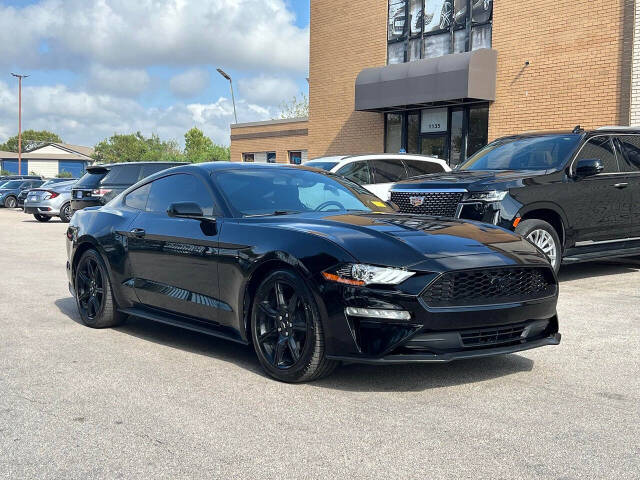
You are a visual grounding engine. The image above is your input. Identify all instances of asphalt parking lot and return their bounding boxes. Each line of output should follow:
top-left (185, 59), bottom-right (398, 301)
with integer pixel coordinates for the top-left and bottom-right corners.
top-left (0, 207), bottom-right (639, 479)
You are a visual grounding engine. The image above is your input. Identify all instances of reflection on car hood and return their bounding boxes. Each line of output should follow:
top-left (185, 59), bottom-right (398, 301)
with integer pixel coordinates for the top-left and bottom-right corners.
top-left (392, 170), bottom-right (547, 190)
top-left (261, 212), bottom-right (549, 270)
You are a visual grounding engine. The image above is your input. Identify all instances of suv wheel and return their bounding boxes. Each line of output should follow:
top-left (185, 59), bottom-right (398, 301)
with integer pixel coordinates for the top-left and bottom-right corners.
top-left (251, 269), bottom-right (338, 383)
top-left (75, 249), bottom-right (126, 328)
top-left (60, 203), bottom-right (72, 223)
top-left (5, 196), bottom-right (17, 208)
top-left (34, 214), bottom-right (51, 222)
top-left (516, 219), bottom-right (561, 272)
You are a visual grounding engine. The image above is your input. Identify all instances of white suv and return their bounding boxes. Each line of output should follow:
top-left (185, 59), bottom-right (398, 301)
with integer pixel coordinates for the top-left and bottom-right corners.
top-left (304, 154), bottom-right (450, 200)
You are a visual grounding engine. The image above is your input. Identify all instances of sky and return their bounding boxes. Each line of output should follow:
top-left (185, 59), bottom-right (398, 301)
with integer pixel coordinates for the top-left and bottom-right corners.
top-left (0, 0), bottom-right (310, 148)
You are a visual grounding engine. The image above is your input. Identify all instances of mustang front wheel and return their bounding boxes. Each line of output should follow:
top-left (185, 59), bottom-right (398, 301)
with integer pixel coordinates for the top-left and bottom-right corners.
top-left (251, 269), bottom-right (337, 382)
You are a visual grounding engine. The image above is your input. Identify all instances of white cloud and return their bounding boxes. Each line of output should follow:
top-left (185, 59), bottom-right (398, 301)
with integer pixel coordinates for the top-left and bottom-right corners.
top-left (238, 74), bottom-right (300, 107)
top-left (170, 69), bottom-right (211, 98)
top-left (87, 65), bottom-right (151, 97)
top-left (0, 81), bottom-right (273, 148)
top-left (0, 0), bottom-right (309, 74)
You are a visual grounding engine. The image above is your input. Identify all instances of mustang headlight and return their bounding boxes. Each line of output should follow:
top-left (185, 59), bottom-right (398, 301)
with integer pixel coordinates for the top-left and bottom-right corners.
top-left (462, 190), bottom-right (508, 202)
top-left (322, 264), bottom-right (415, 286)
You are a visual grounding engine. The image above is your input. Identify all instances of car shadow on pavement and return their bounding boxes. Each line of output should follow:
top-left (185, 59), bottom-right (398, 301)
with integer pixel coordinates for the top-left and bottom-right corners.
top-left (56, 296), bottom-right (534, 391)
top-left (559, 257), bottom-right (640, 282)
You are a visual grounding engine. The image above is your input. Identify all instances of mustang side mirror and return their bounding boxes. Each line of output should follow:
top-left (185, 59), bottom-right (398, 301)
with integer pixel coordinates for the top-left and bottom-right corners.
top-left (167, 202), bottom-right (205, 219)
top-left (574, 159), bottom-right (604, 178)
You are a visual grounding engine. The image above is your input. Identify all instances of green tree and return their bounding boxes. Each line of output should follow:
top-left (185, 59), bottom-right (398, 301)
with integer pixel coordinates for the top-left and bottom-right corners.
top-left (184, 127), bottom-right (230, 163)
top-left (276, 93), bottom-right (309, 119)
top-left (0, 129), bottom-right (63, 152)
top-left (56, 171), bottom-right (74, 178)
top-left (92, 132), bottom-right (182, 163)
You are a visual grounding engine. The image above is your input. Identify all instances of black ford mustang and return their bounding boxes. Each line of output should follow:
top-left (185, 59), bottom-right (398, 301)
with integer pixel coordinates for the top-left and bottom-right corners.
top-left (66, 162), bottom-right (560, 382)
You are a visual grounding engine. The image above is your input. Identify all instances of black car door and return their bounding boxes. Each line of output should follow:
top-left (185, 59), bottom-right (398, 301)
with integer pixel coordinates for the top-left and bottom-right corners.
top-left (564, 135), bottom-right (631, 243)
top-left (613, 135), bottom-right (640, 238)
top-left (126, 173), bottom-right (225, 324)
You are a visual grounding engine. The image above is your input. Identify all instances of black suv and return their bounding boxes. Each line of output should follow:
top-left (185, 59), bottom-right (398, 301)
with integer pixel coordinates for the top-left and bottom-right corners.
top-left (390, 127), bottom-right (640, 271)
top-left (71, 162), bottom-right (185, 213)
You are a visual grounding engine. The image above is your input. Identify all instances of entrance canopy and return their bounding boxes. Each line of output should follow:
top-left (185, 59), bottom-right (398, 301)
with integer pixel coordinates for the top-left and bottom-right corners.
top-left (355, 49), bottom-right (497, 112)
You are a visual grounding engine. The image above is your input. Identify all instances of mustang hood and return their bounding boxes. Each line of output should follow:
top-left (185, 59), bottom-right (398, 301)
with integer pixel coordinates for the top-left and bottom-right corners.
top-left (276, 212), bottom-right (549, 271)
top-left (394, 170), bottom-right (546, 190)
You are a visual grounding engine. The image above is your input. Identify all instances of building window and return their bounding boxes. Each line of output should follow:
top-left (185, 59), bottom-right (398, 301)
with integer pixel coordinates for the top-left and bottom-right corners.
top-left (385, 104), bottom-right (489, 167)
top-left (266, 152), bottom-right (277, 163)
top-left (289, 151), bottom-right (302, 165)
top-left (388, 0), bottom-right (493, 64)
top-left (243, 153), bottom-right (254, 162)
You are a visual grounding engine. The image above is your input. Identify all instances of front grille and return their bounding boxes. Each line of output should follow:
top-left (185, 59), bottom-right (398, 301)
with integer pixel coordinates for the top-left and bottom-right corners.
top-left (390, 191), bottom-right (463, 217)
top-left (421, 267), bottom-right (557, 307)
top-left (460, 323), bottom-right (527, 348)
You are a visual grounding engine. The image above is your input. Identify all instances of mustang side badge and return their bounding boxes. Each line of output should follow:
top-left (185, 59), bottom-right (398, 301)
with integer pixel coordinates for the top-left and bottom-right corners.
top-left (409, 196), bottom-right (425, 207)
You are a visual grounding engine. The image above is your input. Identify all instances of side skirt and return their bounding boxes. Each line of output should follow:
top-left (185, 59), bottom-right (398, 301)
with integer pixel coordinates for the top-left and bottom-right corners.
top-left (118, 306), bottom-right (250, 346)
top-left (562, 241), bottom-right (640, 264)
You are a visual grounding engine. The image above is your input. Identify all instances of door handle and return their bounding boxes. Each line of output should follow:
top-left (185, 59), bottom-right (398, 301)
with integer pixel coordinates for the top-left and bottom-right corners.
top-left (612, 183), bottom-right (629, 189)
top-left (130, 228), bottom-right (146, 238)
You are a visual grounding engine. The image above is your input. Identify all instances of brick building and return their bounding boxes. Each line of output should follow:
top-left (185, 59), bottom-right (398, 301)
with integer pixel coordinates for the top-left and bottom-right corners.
top-left (232, 0), bottom-right (638, 167)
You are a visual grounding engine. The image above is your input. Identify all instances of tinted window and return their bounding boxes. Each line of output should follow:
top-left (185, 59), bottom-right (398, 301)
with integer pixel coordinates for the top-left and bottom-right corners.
top-left (1, 181), bottom-right (23, 189)
top-left (404, 159), bottom-right (444, 177)
top-left (575, 136), bottom-right (619, 174)
top-left (371, 160), bottom-right (408, 183)
top-left (616, 135), bottom-right (640, 172)
top-left (215, 169), bottom-right (393, 216)
top-left (336, 161), bottom-right (372, 184)
top-left (139, 163), bottom-right (180, 180)
top-left (125, 183), bottom-right (151, 210)
top-left (303, 161), bottom-right (339, 171)
top-left (146, 174), bottom-right (214, 216)
top-left (75, 170), bottom-right (107, 188)
top-left (101, 165), bottom-right (141, 185)
top-left (459, 134), bottom-right (582, 171)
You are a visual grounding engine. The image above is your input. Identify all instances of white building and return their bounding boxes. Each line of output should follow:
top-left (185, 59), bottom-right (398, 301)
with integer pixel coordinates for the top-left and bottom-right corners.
top-left (0, 143), bottom-right (93, 178)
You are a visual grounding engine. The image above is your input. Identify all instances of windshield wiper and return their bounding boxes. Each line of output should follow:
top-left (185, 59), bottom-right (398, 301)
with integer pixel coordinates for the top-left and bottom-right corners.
top-left (245, 210), bottom-right (301, 217)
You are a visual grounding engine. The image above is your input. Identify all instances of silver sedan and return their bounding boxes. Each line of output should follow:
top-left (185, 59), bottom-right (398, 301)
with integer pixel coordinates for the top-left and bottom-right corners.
top-left (23, 180), bottom-right (77, 223)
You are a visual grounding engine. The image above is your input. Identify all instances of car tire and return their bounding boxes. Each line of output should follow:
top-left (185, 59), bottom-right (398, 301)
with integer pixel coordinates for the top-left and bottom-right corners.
top-left (5, 196), bottom-right (17, 208)
top-left (74, 249), bottom-right (126, 329)
top-left (34, 214), bottom-right (51, 222)
top-left (251, 269), bottom-right (338, 383)
top-left (59, 203), bottom-right (72, 223)
top-left (516, 219), bottom-right (562, 273)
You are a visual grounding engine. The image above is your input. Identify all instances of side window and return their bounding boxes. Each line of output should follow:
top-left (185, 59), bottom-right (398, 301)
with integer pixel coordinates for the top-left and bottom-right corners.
top-left (139, 164), bottom-right (175, 180)
top-left (575, 137), bottom-right (619, 174)
top-left (146, 174), bottom-right (215, 216)
top-left (125, 183), bottom-right (151, 210)
top-left (101, 165), bottom-right (141, 185)
top-left (404, 159), bottom-right (445, 177)
top-left (616, 136), bottom-right (640, 172)
top-left (336, 161), bottom-right (372, 184)
top-left (371, 159), bottom-right (408, 183)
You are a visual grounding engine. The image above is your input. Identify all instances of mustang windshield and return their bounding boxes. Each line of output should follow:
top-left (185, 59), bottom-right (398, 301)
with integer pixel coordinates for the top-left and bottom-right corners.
top-left (458, 134), bottom-right (582, 171)
top-left (215, 168), bottom-right (393, 216)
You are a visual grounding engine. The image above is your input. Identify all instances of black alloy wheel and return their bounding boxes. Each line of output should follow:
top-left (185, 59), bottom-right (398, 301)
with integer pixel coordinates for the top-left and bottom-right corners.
top-left (34, 214), bottom-right (51, 222)
top-left (75, 249), bottom-right (125, 328)
top-left (60, 203), bottom-right (72, 223)
top-left (251, 270), bottom-right (337, 382)
top-left (5, 196), bottom-right (17, 208)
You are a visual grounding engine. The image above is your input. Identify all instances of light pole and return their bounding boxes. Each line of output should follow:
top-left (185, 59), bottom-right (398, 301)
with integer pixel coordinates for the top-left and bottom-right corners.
top-left (11, 73), bottom-right (29, 175)
top-left (216, 68), bottom-right (238, 124)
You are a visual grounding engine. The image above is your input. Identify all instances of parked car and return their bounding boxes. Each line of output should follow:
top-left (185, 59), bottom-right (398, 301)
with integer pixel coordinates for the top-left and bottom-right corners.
top-left (303, 154), bottom-right (450, 200)
top-left (71, 162), bottom-right (186, 213)
top-left (66, 162), bottom-right (560, 383)
top-left (0, 179), bottom-right (44, 208)
top-left (18, 178), bottom-right (77, 207)
top-left (390, 126), bottom-right (640, 272)
top-left (0, 175), bottom-right (42, 183)
top-left (23, 180), bottom-right (77, 223)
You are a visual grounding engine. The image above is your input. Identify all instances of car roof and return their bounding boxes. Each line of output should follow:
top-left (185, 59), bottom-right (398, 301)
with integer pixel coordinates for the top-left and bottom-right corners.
top-left (87, 161), bottom-right (187, 171)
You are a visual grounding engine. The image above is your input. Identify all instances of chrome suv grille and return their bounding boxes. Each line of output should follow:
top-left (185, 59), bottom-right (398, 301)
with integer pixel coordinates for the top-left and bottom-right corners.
top-left (390, 191), bottom-right (463, 217)
top-left (421, 267), bottom-right (557, 308)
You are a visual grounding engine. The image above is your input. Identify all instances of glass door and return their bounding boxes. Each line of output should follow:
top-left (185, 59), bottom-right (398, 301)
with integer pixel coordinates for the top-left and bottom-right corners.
top-left (420, 135), bottom-right (448, 161)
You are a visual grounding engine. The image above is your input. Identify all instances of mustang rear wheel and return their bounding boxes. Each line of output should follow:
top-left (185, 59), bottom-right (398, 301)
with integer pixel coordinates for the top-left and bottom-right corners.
top-left (251, 269), bottom-right (337, 382)
top-left (75, 249), bottom-right (125, 328)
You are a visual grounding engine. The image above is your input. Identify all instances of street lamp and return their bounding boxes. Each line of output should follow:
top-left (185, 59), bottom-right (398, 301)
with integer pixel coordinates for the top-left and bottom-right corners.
top-left (11, 73), bottom-right (29, 175)
top-left (216, 68), bottom-right (238, 124)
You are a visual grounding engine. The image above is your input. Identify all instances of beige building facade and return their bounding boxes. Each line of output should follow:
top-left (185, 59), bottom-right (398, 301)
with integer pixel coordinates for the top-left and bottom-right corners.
top-left (232, 0), bottom-right (639, 167)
